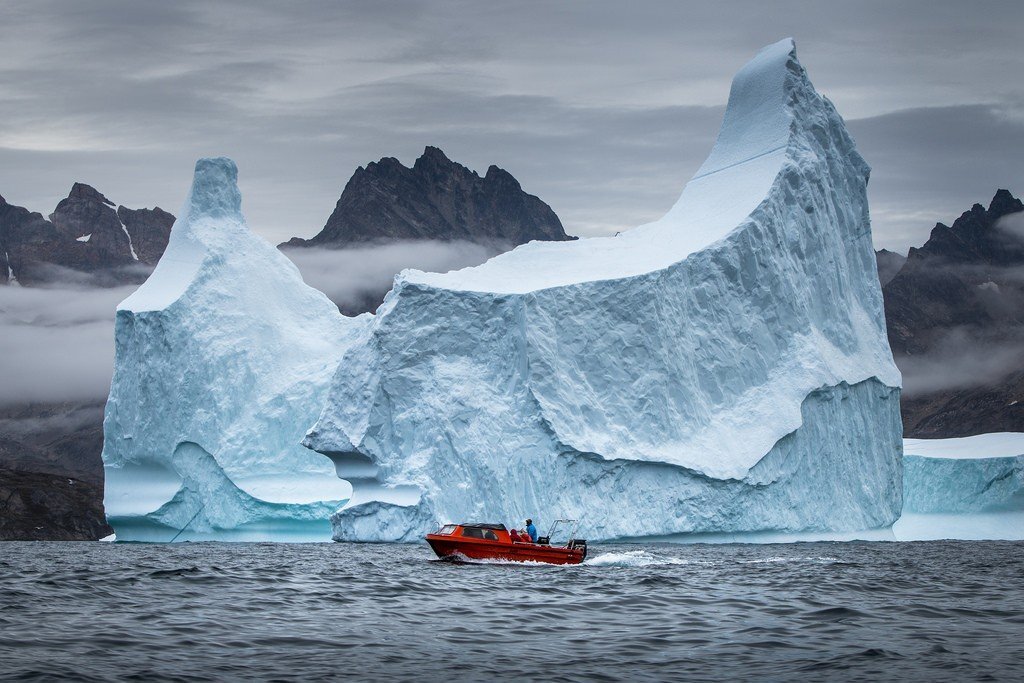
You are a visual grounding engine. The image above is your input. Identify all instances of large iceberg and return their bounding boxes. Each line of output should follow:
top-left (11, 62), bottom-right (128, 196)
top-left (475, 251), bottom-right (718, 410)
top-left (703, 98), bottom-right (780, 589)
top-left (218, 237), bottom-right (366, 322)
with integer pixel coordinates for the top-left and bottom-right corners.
top-left (102, 158), bottom-right (367, 541)
top-left (101, 40), bottom-right (903, 543)
top-left (304, 38), bottom-right (903, 541)
top-left (894, 433), bottom-right (1024, 540)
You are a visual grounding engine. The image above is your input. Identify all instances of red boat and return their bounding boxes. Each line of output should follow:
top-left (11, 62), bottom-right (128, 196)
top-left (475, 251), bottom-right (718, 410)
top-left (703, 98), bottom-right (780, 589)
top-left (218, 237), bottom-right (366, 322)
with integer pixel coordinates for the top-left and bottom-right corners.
top-left (425, 520), bottom-right (587, 565)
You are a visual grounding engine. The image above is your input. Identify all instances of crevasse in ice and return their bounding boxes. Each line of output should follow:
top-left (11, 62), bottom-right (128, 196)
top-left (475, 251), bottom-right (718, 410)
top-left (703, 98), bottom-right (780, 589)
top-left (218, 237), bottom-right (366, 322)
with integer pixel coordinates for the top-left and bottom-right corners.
top-left (303, 38), bottom-right (905, 541)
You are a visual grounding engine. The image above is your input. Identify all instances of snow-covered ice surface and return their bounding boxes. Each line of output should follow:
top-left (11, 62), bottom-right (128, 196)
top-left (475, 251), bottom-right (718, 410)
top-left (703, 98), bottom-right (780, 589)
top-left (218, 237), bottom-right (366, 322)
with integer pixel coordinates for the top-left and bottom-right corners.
top-left (305, 38), bottom-right (903, 542)
top-left (894, 433), bottom-right (1024, 541)
top-left (102, 158), bottom-right (369, 541)
top-left (903, 432), bottom-right (1024, 460)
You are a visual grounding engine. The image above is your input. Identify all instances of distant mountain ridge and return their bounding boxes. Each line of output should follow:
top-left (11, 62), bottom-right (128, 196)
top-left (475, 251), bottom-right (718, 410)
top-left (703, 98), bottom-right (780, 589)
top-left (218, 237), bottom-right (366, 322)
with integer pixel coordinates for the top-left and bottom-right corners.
top-left (2, 147), bottom-right (570, 290)
top-left (875, 248), bottom-right (906, 287)
top-left (283, 146), bottom-right (572, 248)
top-left (879, 189), bottom-right (1024, 437)
top-left (0, 184), bottom-right (173, 286)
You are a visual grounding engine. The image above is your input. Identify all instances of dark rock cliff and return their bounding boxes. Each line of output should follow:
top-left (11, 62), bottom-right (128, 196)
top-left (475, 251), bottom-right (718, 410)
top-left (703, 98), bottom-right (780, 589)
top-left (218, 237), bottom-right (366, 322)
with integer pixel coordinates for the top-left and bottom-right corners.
top-left (283, 146), bottom-right (572, 248)
top-left (0, 402), bottom-right (111, 540)
top-left (875, 249), bottom-right (906, 287)
top-left (0, 184), bottom-right (172, 286)
top-left (880, 189), bottom-right (1024, 437)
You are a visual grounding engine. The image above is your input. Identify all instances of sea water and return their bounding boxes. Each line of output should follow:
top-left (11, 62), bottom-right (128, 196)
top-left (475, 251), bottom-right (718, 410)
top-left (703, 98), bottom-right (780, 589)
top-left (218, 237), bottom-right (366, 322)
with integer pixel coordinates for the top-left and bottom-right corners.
top-left (1, 541), bottom-right (1021, 681)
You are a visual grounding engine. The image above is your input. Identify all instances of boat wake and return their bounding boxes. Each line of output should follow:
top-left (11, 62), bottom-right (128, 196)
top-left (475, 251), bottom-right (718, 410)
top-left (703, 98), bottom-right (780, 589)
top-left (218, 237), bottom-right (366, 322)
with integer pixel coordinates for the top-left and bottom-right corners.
top-left (433, 549), bottom-right (842, 569)
top-left (434, 551), bottom-right (563, 568)
top-left (583, 550), bottom-right (692, 567)
top-left (738, 556), bottom-right (841, 565)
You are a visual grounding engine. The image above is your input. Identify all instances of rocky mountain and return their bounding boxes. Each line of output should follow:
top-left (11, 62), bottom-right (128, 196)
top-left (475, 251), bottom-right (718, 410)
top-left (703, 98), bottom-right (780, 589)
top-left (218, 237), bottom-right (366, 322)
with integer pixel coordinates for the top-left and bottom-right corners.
top-left (283, 146), bottom-right (572, 248)
top-left (117, 206), bottom-right (176, 264)
top-left (880, 189), bottom-right (1024, 437)
top-left (875, 249), bottom-right (906, 287)
top-left (1, 184), bottom-right (173, 539)
top-left (0, 402), bottom-right (111, 540)
top-left (0, 184), bottom-right (172, 287)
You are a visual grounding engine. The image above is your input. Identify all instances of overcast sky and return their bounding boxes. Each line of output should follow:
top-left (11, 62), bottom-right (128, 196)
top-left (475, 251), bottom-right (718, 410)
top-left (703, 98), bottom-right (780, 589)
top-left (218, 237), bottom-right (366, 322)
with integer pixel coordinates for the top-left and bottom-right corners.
top-left (1, 0), bottom-right (1021, 252)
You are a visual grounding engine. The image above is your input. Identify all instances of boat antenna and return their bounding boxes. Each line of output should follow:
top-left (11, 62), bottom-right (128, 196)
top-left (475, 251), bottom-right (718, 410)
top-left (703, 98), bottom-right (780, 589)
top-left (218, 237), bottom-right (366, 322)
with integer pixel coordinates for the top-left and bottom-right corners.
top-left (170, 505), bottom-right (205, 543)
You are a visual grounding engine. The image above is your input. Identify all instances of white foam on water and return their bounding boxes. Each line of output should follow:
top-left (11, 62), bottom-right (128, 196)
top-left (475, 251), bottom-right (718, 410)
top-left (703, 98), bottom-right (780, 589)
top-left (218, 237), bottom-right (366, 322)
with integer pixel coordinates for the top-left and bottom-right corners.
top-left (739, 556), bottom-right (840, 565)
top-left (439, 551), bottom-right (563, 568)
top-left (584, 550), bottom-right (692, 568)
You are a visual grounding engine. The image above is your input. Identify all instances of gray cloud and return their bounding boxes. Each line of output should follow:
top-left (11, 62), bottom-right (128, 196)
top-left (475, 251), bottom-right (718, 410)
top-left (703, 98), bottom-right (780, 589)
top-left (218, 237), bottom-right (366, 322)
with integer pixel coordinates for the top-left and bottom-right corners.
top-left (283, 241), bottom-right (503, 314)
top-left (898, 326), bottom-right (1024, 396)
top-left (0, 284), bottom-right (132, 404)
top-left (849, 106), bottom-right (1024, 251)
top-left (894, 253), bottom-right (1024, 396)
top-left (0, 0), bottom-right (1021, 252)
top-left (996, 211), bottom-right (1024, 241)
top-left (0, 242), bottom-right (501, 403)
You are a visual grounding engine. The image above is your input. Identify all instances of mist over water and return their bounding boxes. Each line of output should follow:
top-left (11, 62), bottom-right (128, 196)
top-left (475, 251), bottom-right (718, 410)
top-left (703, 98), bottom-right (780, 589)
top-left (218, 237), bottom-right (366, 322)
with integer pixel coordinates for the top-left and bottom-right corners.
top-left (2, 541), bottom-right (1021, 681)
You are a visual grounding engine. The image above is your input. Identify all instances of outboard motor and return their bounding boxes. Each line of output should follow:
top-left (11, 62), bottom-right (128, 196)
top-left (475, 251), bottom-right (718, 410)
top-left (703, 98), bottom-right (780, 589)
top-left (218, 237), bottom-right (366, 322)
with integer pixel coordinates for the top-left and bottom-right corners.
top-left (568, 539), bottom-right (587, 559)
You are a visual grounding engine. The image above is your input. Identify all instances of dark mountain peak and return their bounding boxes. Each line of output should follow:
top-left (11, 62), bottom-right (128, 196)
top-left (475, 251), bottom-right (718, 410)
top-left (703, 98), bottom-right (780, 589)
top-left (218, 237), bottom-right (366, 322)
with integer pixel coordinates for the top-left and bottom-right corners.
top-left (366, 156), bottom-right (403, 173)
top-left (67, 183), bottom-right (113, 206)
top-left (914, 222), bottom-right (966, 264)
top-left (908, 188), bottom-right (1022, 266)
top-left (2, 184), bottom-right (175, 286)
top-left (412, 146), bottom-right (475, 185)
top-left (117, 205), bottom-right (175, 265)
top-left (989, 188), bottom-right (1023, 217)
top-left (880, 188), bottom-right (1024, 437)
top-left (286, 147), bottom-right (572, 249)
top-left (0, 194), bottom-right (49, 230)
top-left (484, 164), bottom-right (522, 190)
top-left (417, 145), bottom-right (452, 166)
top-left (51, 183), bottom-right (127, 257)
top-left (875, 248), bottom-right (907, 287)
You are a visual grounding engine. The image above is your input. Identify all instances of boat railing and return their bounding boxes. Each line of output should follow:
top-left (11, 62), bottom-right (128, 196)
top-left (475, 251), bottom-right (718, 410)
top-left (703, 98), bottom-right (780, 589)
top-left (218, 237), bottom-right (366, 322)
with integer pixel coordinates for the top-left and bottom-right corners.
top-left (545, 518), bottom-right (581, 547)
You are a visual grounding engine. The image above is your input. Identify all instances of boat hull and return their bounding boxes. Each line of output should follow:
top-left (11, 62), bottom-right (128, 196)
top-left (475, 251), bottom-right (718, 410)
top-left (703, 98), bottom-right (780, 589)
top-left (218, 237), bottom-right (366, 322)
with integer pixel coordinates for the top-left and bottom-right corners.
top-left (426, 535), bottom-right (585, 565)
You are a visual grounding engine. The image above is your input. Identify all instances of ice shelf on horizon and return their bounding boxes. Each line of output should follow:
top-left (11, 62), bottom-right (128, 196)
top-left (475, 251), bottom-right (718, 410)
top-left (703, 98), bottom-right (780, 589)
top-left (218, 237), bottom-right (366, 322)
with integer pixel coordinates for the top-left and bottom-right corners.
top-left (894, 433), bottom-right (1024, 541)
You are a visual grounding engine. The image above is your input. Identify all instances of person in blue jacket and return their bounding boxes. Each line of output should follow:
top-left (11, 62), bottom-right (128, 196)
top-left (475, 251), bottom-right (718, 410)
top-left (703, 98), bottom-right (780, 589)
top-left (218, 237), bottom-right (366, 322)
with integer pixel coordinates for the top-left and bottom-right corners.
top-left (525, 519), bottom-right (538, 542)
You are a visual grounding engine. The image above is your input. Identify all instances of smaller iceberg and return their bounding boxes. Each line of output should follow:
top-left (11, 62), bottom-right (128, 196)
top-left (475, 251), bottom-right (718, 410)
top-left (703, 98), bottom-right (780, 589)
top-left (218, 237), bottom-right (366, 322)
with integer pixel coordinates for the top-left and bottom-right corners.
top-left (102, 158), bottom-right (367, 541)
top-left (894, 433), bottom-right (1024, 540)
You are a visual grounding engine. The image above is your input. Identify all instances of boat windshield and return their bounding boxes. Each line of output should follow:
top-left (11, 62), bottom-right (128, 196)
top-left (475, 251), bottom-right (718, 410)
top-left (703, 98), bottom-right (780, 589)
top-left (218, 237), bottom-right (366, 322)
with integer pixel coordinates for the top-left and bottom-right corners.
top-left (461, 527), bottom-right (499, 540)
top-left (436, 524), bottom-right (458, 535)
